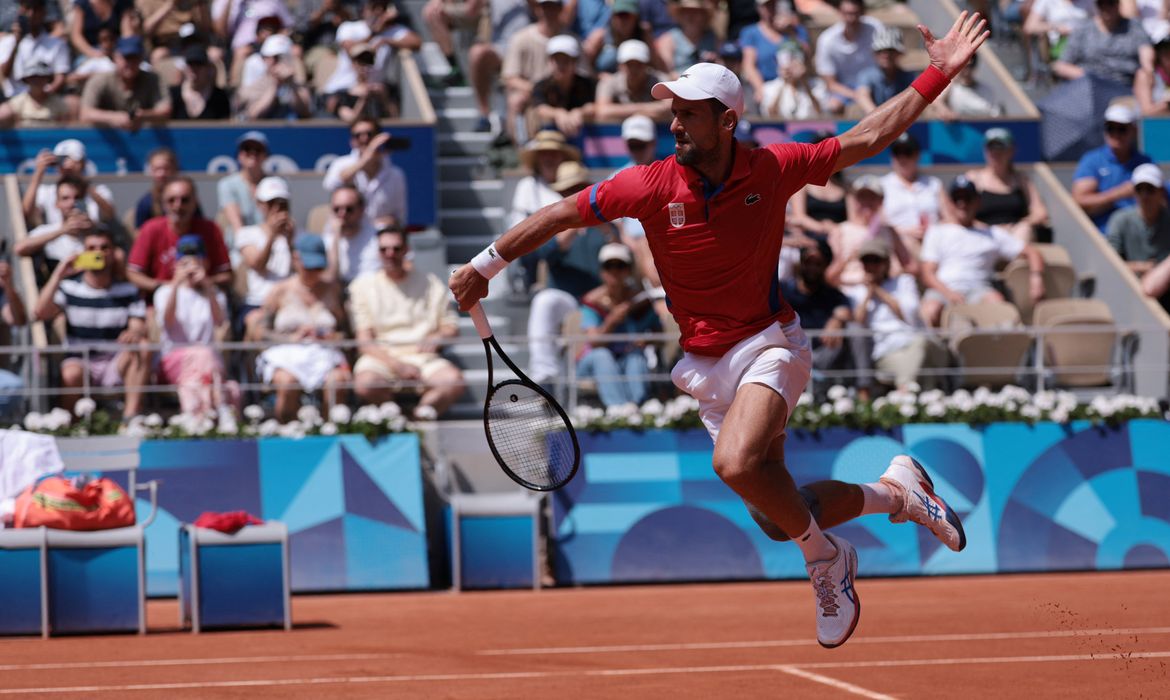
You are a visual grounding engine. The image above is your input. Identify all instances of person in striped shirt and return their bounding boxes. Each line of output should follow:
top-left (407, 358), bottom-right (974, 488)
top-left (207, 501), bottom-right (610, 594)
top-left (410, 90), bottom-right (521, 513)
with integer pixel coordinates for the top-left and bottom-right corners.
top-left (34, 226), bottom-right (150, 420)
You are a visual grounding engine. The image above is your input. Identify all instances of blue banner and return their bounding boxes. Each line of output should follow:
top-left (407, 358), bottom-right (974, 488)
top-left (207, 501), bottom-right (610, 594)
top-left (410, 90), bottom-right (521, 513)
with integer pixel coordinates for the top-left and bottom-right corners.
top-left (0, 124), bottom-right (436, 227)
top-left (1141, 117), bottom-right (1170, 162)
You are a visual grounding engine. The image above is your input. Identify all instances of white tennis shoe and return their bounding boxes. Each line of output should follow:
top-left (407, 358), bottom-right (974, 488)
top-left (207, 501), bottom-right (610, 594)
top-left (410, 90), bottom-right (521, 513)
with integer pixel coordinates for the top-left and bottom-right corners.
top-left (880, 455), bottom-right (967, 552)
top-left (805, 533), bottom-right (860, 649)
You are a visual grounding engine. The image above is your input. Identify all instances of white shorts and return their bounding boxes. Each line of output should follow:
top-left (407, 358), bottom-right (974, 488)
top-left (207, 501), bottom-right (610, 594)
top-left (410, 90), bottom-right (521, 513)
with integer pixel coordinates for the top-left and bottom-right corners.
top-left (670, 317), bottom-right (813, 443)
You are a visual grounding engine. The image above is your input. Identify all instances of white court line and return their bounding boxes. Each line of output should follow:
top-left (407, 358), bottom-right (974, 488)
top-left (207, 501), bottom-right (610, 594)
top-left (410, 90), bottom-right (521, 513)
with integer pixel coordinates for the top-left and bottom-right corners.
top-left (0, 654), bottom-right (394, 673)
top-left (477, 626), bottom-right (1170, 655)
top-left (779, 666), bottom-right (896, 700)
top-left (3, 652), bottom-right (1168, 695)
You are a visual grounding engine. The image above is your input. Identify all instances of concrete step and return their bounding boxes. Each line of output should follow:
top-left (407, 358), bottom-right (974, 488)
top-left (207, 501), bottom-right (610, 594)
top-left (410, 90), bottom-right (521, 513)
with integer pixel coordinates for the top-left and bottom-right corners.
top-left (443, 230), bottom-right (502, 260)
top-left (438, 179), bottom-right (505, 209)
top-left (438, 155), bottom-right (490, 180)
top-left (437, 106), bottom-right (484, 132)
top-left (439, 208), bottom-right (505, 241)
top-left (428, 85), bottom-right (477, 109)
top-left (439, 132), bottom-right (494, 157)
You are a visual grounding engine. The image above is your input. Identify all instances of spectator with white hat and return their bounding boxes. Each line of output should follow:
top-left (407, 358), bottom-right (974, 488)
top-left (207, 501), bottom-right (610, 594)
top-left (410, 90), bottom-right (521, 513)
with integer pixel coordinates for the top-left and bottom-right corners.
top-left (322, 0), bottom-right (421, 95)
top-left (236, 32), bottom-right (313, 120)
top-left (0, 58), bottom-right (68, 126)
top-left (595, 39), bottom-right (672, 121)
top-left (856, 27), bottom-right (916, 114)
top-left (0, 0), bottom-right (70, 98)
top-left (235, 176), bottom-right (307, 340)
top-left (531, 35), bottom-right (597, 137)
top-left (500, 0), bottom-right (570, 142)
top-left (217, 130), bottom-right (271, 240)
top-left (22, 138), bottom-right (115, 229)
top-left (612, 115), bottom-right (663, 300)
top-left (327, 40), bottom-right (399, 123)
top-left (759, 46), bottom-right (829, 120)
top-left (79, 35), bottom-right (172, 129)
top-left (1072, 102), bottom-right (1154, 231)
top-left (1107, 164), bottom-right (1170, 302)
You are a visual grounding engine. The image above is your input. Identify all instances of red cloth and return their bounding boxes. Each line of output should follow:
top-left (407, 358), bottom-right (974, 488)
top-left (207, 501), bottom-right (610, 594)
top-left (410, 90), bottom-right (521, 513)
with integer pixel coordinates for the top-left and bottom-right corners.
top-left (575, 137), bottom-right (841, 357)
top-left (195, 511), bottom-right (263, 534)
top-left (129, 216), bottom-right (232, 282)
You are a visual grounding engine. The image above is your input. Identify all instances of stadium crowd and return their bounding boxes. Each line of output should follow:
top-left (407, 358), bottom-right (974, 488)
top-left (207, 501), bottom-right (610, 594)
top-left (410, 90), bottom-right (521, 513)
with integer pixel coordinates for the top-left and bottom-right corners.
top-left (1, 0), bottom-right (1169, 423)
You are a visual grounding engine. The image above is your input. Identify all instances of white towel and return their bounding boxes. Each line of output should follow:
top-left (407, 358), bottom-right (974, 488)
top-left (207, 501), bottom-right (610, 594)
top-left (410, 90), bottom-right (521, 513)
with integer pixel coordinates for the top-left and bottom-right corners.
top-left (0, 429), bottom-right (64, 528)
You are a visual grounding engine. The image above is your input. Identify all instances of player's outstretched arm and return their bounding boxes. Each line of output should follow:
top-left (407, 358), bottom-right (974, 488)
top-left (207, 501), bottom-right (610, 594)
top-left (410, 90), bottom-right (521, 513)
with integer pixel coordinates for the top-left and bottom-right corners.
top-left (449, 197), bottom-right (588, 311)
top-left (833, 11), bottom-right (989, 172)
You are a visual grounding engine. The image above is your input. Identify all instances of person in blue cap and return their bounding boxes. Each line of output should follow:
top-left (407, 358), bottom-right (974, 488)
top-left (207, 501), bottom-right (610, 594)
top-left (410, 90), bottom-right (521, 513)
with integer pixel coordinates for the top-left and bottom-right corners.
top-left (79, 35), bottom-right (172, 129)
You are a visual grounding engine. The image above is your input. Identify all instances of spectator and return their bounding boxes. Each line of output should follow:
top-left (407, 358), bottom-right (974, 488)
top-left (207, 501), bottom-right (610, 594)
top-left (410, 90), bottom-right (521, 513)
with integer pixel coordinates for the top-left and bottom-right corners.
top-left (421, 0), bottom-right (485, 85)
top-left (500, 0), bottom-right (569, 142)
top-left (0, 59), bottom-right (68, 126)
top-left (0, 256), bottom-right (29, 418)
top-left (740, 0), bottom-right (809, 104)
top-left (595, 39), bottom-right (671, 121)
top-left (1133, 0), bottom-right (1170, 43)
top-left (527, 161), bottom-right (615, 387)
top-left (169, 45), bottom-right (231, 120)
top-left (788, 132), bottom-right (847, 238)
top-left (1108, 164), bottom-right (1170, 284)
top-left (464, 0), bottom-right (530, 132)
top-left (655, 0), bottom-right (718, 75)
top-left (69, 0), bottom-right (131, 62)
top-left (880, 132), bottom-right (952, 254)
top-left (1072, 102), bottom-right (1153, 230)
top-left (237, 14), bottom-right (296, 89)
top-left (963, 127), bottom-right (1050, 242)
top-left (129, 176), bottom-right (232, 293)
top-left (34, 227), bottom-right (149, 419)
top-left (349, 227), bottom-right (464, 420)
top-left (854, 238), bottom-right (947, 391)
top-left (759, 46), bottom-right (828, 119)
top-left (919, 176), bottom-right (1047, 327)
top-left (322, 118), bottom-right (409, 229)
top-left (826, 174), bottom-right (914, 305)
top-left (856, 27), bottom-right (916, 114)
top-left (321, 2), bottom-right (421, 99)
top-left (68, 26), bottom-right (119, 89)
top-left (1053, 0), bottom-right (1153, 85)
top-left (235, 33), bottom-right (313, 120)
top-left (15, 176), bottom-right (96, 266)
top-left (612, 115), bottom-right (661, 289)
top-left (154, 234), bottom-right (238, 417)
top-left (294, 0), bottom-right (361, 78)
top-left (134, 147), bottom-right (187, 230)
top-left (79, 36), bottom-right (172, 129)
top-left (23, 139), bottom-right (115, 229)
top-left (212, 0), bottom-right (293, 66)
top-left (0, 0), bottom-right (69, 98)
top-left (217, 130), bottom-right (269, 240)
top-left (1135, 35), bottom-right (1170, 115)
top-left (813, 0), bottom-right (883, 113)
top-left (323, 185), bottom-right (380, 285)
top-left (508, 129), bottom-right (582, 295)
top-left (328, 42), bottom-right (399, 122)
top-left (940, 52), bottom-right (1003, 117)
top-left (235, 177), bottom-right (305, 338)
top-left (1025, 0), bottom-right (1093, 73)
top-left (0, 0), bottom-right (61, 38)
top-left (780, 238), bottom-right (866, 394)
top-left (139, 0), bottom-right (212, 61)
top-left (255, 234), bottom-right (351, 423)
top-left (577, 243), bottom-right (661, 408)
top-left (583, 0), bottom-right (668, 75)
top-left (531, 35), bottom-right (597, 136)
top-left (715, 42), bottom-right (756, 110)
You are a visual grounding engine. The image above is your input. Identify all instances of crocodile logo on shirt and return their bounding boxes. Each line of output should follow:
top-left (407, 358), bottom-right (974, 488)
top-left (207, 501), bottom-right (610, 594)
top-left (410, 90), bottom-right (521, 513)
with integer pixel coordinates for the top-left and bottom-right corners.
top-left (745, 193), bottom-right (761, 206)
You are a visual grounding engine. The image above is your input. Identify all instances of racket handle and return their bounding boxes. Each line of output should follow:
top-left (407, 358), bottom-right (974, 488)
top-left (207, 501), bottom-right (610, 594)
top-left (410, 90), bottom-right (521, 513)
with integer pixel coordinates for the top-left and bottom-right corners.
top-left (469, 302), bottom-right (493, 339)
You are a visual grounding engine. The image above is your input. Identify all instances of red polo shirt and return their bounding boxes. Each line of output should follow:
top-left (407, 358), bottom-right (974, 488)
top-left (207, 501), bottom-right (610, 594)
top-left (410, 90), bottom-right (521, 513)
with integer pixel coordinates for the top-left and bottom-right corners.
top-left (129, 216), bottom-right (232, 282)
top-left (575, 138), bottom-right (841, 357)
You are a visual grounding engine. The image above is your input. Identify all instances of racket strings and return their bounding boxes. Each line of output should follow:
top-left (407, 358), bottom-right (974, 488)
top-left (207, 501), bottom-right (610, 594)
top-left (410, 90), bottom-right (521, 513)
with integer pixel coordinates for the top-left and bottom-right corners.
top-left (487, 384), bottom-right (576, 489)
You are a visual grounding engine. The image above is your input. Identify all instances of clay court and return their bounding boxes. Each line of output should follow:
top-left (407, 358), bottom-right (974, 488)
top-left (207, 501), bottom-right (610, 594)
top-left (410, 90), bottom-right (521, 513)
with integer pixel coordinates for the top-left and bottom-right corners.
top-left (2, 569), bottom-right (1167, 698)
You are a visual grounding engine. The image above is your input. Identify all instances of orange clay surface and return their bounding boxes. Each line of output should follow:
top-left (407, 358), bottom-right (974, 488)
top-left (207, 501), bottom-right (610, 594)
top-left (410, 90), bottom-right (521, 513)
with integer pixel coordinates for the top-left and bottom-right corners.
top-left (1, 570), bottom-right (1168, 699)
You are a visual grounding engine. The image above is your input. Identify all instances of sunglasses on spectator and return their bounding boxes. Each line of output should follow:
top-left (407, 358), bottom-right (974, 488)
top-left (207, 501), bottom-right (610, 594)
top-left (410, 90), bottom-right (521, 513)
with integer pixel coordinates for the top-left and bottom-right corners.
top-left (1105, 122), bottom-right (1132, 135)
top-left (352, 129), bottom-right (377, 139)
top-left (333, 204), bottom-right (359, 214)
top-left (860, 255), bottom-right (886, 265)
top-left (1136, 184), bottom-right (1161, 195)
top-left (379, 244), bottom-right (407, 254)
top-left (601, 261), bottom-right (631, 271)
top-left (267, 199), bottom-right (290, 210)
top-left (166, 195), bottom-right (193, 204)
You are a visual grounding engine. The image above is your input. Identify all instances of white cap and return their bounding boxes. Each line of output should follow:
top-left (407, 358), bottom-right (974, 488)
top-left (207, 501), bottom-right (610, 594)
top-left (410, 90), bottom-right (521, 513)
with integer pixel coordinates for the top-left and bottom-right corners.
top-left (616, 39), bottom-right (651, 65)
top-left (178, 22), bottom-right (196, 38)
top-left (621, 114), bottom-right (656, 143)
top-left (598, 243), bottom-right (634, 265)
top-left (1104, 103), bottom-right (1137, 125)
top-left (260, 34), bottom-right (292, 57)
top-left (336, 20), bottom-right (372, 44)
top-left (871, 26), bottom-right (904, 52)
top-left (53, 139), bottom-right (86, 162)
top-left (1132, 163), bottom-right (1164, 188)
top-left (256, 176), bottom-right (291, 202)
top-left (651, 62), bottom-right (745, 117)
top-left (851, 174), bottom-right (884, 196)
top-left (546, 34), bottom-right (579, 57)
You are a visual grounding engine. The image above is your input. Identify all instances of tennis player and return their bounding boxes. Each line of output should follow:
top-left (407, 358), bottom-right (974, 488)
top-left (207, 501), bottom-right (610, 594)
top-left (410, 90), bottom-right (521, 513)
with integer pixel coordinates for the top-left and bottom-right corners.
top-left (451, 12), bottom-right (987, 649)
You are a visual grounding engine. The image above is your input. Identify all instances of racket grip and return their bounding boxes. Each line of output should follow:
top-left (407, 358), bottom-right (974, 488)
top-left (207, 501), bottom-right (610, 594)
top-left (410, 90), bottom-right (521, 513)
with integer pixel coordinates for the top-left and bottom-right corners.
top-left (469, 303), bottom-right (493, 339)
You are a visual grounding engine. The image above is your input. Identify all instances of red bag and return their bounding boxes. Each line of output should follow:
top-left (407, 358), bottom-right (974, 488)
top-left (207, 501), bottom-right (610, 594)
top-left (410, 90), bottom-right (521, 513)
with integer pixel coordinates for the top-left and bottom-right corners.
top-left (14, 476), bottom-right (136, 531)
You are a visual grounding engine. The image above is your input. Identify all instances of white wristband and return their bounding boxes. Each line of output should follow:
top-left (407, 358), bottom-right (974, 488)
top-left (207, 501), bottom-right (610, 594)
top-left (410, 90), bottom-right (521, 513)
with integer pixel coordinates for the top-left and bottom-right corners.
top-left (471, 243), bottom-right (509, 280)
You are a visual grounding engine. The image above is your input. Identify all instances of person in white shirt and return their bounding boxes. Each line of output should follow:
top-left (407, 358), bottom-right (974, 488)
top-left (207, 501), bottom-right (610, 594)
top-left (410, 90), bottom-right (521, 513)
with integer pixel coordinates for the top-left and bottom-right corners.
top-left (321, 1), bottom-right (421, 96)
top-left (322, 117), bottom-right (408, 228)
top-left (153, 235), bottom-right (238, 417)
top-left (760, 47), bottom-right (829, 120)
top-left (1025, 0), bottom-right (1094, 66)
top-left (508, 129), bottom-right (581, 295)
top-left (879, 132), bottom-right (953, 256)
top-left (23, 138), bottom-right (115, 228)
top-left (813, 0), bottom-right (884, 111)
top-left (0, 0), bottom-right (70, 97)
top-left (234, 176), bottom-right (304, 339)
top-left (919, 175), bottom-right (1047, 327)
top-left (323, 184), bottom-right (381, 285)
top-left (16, 175), bottom-right (96, 266)
top-left (854, 238), bottom-right (948, 391)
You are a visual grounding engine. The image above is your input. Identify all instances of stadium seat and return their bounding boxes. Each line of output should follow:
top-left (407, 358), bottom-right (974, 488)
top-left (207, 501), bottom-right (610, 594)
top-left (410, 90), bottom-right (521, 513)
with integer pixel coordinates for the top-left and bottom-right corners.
top-left (1000, 243), bottom-right (1078, 323)
top-left (306, 203), bottom-right (332, 234)
top-left (1033, 299), bottom-right (1120, 388)
top-left (943, 302), bottom-right (1031, 389)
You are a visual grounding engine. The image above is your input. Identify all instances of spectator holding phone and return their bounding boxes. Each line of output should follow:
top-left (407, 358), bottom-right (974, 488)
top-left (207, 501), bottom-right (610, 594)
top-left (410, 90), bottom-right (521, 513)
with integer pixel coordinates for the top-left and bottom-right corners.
top-left (129, 176), bottom-right (232, 294)
top-left (34, 226), bottom-right (150, 420)
top-left (322, 118), bottom-right (408, 229)
top-left (79, 36), bottom-right (173, 130)
top-left (22, 139), bottom-right (115, 229)
top-left (235, 177), bottom-right (305, 339)
top-left (15, 175), bottom-right (97, 268)
top-left (154, 234), bottom-right (238, 417)
top-left (235, 32), bottom-right (313, 120)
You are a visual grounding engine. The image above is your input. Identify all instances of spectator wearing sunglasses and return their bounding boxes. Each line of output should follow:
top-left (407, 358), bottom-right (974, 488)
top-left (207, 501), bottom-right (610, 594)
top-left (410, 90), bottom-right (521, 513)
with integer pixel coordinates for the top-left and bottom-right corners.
top-left (128, 175), bottom-right (232, 294)
top-left (1072, 103), bottom-right (1154, 231)
top-left (235, 177), bottom-right (306, 340)
top-left (1108, 164), bottom-right (1170, 310)
top-left (322, 117), bottom-right (408, 229)
top-left (323, 185), bottom-right (381, 286)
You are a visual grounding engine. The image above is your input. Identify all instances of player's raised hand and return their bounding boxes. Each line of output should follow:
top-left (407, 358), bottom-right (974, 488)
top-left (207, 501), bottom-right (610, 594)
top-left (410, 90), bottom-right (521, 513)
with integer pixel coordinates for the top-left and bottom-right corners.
top-left (920, 11), bottom-right (990, 79)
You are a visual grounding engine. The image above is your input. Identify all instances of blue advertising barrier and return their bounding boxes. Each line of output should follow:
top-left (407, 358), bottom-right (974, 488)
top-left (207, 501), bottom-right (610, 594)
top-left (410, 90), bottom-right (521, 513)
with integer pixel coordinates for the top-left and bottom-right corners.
top-left (550, 420), bottom-right (1170, 585)
top-left (0, 124), bottom-right (436, 227)
top-left (578, 119), bottom-right (1043, 170)
top-left (131, 433), bottom-right (428, 597)
top-left (1141, 117), bottom-right (1170, 162)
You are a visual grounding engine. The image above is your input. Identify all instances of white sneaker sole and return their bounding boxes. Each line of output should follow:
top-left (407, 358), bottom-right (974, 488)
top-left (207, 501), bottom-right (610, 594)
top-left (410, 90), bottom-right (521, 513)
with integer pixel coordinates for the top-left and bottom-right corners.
top-left (818, 536), bottom-right (860, 649)
top-left (884, 456), bottom-right (968, 552)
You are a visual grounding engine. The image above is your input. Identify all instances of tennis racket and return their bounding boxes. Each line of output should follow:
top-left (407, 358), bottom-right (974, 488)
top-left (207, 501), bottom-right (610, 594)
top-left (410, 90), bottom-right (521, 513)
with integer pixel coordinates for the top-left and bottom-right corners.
top-left (469, 303), bottom-right (581, 491)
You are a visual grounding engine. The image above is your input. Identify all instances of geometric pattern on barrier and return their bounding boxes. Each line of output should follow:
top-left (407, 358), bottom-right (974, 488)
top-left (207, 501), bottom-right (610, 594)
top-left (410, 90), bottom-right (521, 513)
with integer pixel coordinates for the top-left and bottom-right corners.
top-left (138, 434), bottom-right (428, 596)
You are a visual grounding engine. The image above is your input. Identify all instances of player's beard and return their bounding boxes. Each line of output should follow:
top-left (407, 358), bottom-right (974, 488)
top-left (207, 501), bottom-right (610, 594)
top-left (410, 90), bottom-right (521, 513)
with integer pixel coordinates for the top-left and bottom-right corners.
top-left (674, 138), bottom-right (702, 166)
